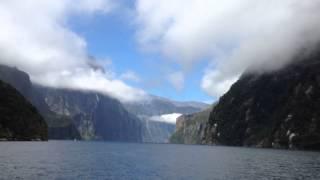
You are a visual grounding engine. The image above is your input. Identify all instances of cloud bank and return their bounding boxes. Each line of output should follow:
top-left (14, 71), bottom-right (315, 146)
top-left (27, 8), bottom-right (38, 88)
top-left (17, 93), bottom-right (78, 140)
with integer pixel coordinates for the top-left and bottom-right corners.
top-left (0, 0), bottom-right (146, 102)
top-left (135, 0), bottom-right (320, 97)
top-left (150, 113), bottom-right (182, 124)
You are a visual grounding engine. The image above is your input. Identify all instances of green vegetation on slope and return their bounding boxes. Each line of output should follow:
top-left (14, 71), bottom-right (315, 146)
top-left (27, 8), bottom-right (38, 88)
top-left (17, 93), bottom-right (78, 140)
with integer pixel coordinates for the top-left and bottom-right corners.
top-left (203, 49), bottom-right (320, 150)
top-left (0, 64), bottom-right (81, 140)
top-left (0, 80), bottom-right (47, 140)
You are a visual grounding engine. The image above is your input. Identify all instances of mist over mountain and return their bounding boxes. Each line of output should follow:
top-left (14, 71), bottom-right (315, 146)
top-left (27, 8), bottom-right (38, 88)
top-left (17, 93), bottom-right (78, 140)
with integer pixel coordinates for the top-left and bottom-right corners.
top-left (136, 1), bottom-right (320, 97)
top-left (0, 63), bottom-right (208, 143)
top-left (124, 95), bottom-right (207, 116)
top-left (0, 0), bottom-right (319, 150)
top-left (0, 0), bottom-right (146, 103)
top-left (0, 64), bottom-right (142, 142)
top-left (124, 96), bottom-right (208, 143)
top-left (0, 64), bottom-right (80, 139)
top-left (2, 1), bottom-right (320, 179)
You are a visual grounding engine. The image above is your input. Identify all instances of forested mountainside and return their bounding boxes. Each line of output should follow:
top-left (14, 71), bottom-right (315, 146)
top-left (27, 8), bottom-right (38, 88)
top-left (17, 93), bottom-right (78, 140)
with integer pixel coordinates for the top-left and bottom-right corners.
top-left (203, 49), bottom-right (320, 150)
top-left (0, 79), bottom-right (47, 140)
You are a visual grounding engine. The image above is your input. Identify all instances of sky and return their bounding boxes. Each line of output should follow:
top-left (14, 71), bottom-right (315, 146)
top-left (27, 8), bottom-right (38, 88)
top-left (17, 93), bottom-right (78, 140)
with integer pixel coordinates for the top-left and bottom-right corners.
top-left (68, 4), bottom-right (213, 102)
top-left (0, 0), bottom-right (320, 103)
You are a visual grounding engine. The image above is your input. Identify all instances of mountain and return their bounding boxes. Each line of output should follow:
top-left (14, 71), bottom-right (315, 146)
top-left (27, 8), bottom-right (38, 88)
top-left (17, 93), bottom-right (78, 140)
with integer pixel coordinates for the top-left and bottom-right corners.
top-left (37, 87), bottom-right (142, 142)
top-left (125, 95), bottom-right (208, 116)
top-left (202, 49), bottom-right (320, 150)
top-left (124, 96), bottom-right (208, 143)
top-left (170, 106), bottom-right (213, 144)
top-left (0, 64), bottom-right (142, 142)
top-left (0, 79), bottom-right (47, 141)
top-left (0, 65), bottom-right (80, 140)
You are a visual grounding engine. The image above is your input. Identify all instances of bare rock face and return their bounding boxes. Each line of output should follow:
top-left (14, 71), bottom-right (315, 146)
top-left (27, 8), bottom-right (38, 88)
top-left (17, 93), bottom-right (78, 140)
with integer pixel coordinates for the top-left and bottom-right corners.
top-left (203, 49), bottom-right (320, 150)
top-left (37, 88), bottom-right (143, 142)
top-left (175, 116), bottom-right (186, 131)
top-left (170, 107), bottom-right (212, 144)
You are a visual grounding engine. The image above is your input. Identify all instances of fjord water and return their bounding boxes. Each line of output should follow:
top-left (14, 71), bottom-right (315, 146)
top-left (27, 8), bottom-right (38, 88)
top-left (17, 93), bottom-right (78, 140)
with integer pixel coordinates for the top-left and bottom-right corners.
top-left (0, 141), bottom-right (319, 180)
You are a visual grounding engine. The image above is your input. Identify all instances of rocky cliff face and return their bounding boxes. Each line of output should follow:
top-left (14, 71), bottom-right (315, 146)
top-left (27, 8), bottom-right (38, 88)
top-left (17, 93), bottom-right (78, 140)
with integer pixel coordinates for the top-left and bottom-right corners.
top-left (203, 50), bottom-right (320, 150)
top-left (170, 107), bottom-right (212, 144)
top-left (37, 87), bottom-right (142, 142)
top-left (0, 65), bottom-right (80, 140)
top-left (0, 80), bottom-right (47, 140)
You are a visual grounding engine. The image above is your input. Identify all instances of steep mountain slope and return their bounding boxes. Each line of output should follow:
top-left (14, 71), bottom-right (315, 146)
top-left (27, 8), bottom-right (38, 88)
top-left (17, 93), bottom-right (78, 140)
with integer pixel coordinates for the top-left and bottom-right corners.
top-left (124, 96), bottom-right (208, 143)
top-left (170, 107), bottom-right (213, 144)
top-left (0, 80), bottom-right (47, 140)
top-left (0, 65), bottom-right (80, 139)
top-left (37, 87), bottom-right (142, 142)
top-left (0, 64), bottom-right (142, 142)
top-left (203, 50), bottom-right (320, 150)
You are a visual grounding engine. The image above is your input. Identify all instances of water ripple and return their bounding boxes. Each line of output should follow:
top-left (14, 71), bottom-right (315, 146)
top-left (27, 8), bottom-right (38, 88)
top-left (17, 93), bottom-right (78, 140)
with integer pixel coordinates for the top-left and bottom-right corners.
top-left (0, 141), bottom-right (319, 180)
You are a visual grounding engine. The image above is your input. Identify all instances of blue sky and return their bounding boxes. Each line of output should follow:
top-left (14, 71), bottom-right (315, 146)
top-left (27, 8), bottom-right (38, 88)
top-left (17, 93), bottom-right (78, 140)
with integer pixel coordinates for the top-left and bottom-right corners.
top-left (1, 1), bottom-right (309, 103)
top-left (68, 6), bottom-right (214, 103)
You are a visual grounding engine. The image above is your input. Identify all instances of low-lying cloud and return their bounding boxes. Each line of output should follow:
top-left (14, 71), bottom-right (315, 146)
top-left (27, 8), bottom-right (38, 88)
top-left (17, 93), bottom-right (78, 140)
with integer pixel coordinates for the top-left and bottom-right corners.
top-left (150, 113), bottom-right (182, 124)
top-left (0, 0), bottom-right (146, 102)
top-left (135, 0), bottom-right (320, 97)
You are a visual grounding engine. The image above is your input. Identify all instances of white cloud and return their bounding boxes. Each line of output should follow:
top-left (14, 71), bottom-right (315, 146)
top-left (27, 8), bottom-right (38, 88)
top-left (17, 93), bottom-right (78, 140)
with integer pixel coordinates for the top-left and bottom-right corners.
top-left (168, 71), bottom-right (184, 91)
top-left (135, 0), bottom-right (320, 97)
top-left (120, 71), bottom-right (141, 83)
top-left (150, 113), bottom-right (182, 124)
top-left (201, 70), bottom-right (239, 97)
top-left (0, 0), bottom-right (146, 102)
top-left (72, 0), bottom-right (116, 14)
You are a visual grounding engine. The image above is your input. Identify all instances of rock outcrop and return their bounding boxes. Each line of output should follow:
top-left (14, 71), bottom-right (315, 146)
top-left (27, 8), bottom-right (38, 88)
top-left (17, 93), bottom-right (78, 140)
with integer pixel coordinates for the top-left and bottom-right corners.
top-left (203, 49), bottom-right (320, 150)
top-left (170, 107), bottom-right (212, 144)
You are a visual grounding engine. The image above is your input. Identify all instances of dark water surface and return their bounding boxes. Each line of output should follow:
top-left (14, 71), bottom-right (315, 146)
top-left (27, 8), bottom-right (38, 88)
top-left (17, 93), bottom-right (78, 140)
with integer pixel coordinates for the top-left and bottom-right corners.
top-left (0, 141), bottom-right (319, 180)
